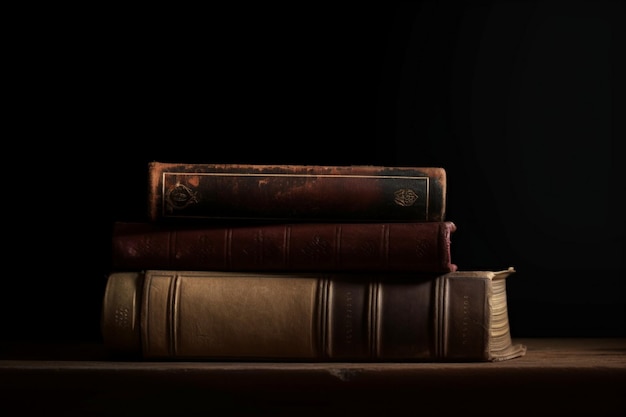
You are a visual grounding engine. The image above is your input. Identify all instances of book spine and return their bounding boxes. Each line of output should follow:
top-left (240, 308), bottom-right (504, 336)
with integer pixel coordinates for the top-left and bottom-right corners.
top-left (147, 162), bottom-right (447, 222)
top-left (101, 270), bottom-right (496, 361)
top-left (111, 221), bottom-right (457, 273)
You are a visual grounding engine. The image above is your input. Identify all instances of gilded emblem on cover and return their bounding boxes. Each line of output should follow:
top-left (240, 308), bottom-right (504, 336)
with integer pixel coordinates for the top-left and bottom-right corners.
top-left (394, 188), bottom-right (418, 207)
top-left (165, 182), bottom-right (199, 210)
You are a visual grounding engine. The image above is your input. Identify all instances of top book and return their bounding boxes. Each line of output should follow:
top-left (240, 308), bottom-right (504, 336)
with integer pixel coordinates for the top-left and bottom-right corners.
top-left (147, 162), bottom-right (447, 222)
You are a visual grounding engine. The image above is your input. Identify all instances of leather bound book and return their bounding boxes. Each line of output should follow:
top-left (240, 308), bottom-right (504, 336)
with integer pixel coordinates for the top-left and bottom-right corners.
top-left (111, 221), bottom-right (457, 273)
top-left (101, 269), bottom-right (526, 362)
top-left (147, 162), bottom-right (447, 222)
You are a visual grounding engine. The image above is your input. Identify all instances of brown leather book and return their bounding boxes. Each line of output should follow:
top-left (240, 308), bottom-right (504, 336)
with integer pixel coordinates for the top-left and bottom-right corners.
top-left (101, 269), bottom-right (526, 362)
top-left (147, 162), bottom-right (447, 222)
top-left (111, 221), bottom-right (457, 273)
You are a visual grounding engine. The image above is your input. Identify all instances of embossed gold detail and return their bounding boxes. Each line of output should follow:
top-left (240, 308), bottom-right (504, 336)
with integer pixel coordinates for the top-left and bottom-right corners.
top-left (114, 306), bottom-right (131, 329)
top-left (394, 188), bottom-right (418, 207)
top-left (165, 182), bottom-right (199, 210)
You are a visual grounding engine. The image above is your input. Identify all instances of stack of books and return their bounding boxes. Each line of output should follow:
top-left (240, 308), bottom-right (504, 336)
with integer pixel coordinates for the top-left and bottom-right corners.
top-left (101, 162), bottom-right (526, 362)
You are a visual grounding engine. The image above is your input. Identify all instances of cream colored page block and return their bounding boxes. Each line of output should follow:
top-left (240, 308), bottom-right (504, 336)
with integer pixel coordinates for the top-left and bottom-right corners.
top-left (174, 275), bottom-right (320, 358)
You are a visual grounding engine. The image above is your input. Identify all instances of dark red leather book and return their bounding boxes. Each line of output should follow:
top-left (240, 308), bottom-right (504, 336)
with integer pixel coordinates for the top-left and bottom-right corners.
top-left (112, 221), bottom-right (457, 273)
top-left (147, 162), bottom-right (447, 222)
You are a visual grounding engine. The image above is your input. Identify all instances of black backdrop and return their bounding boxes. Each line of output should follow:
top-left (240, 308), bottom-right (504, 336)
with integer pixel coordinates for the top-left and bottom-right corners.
top-left (4, 1), bottom-right (624, 343)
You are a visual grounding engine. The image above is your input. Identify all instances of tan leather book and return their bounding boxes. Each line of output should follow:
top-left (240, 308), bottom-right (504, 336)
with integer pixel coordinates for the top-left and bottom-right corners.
top-left (111, 220), bottom-right (457, 273)
top-left (101, 269), bottom-right (526, 362)
top-left (147, 162), bottom-right (447, 222)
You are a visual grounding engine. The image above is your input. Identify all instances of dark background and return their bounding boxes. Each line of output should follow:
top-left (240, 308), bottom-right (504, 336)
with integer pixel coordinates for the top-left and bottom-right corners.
top-left (3, 1), bottom-right (624, 343)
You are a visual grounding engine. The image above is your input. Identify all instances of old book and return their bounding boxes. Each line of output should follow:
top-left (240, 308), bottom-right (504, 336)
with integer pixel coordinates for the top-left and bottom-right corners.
top-left (147, 162), bottom-right (447, 222)
top-left (111, 220), bottom-right (458, 273)
top-left (101, 268), bottom-right (526, 362)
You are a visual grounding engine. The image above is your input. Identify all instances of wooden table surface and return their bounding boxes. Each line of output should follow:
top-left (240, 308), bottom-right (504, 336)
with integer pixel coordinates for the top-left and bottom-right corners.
top-left (1, 338), bottom-right (625, 417)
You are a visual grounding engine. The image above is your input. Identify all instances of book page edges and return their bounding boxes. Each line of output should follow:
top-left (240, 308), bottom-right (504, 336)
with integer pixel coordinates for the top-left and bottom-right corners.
top-left (442, 267), bottom-right (526, 361)
top-left (489, 267), bottom-right (527, 361)
top-left (101, 269), bottom-right (526, 361)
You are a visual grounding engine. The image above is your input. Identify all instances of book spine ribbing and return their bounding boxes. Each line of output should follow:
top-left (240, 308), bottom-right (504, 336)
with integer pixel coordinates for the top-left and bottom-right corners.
top-left (111, 221), bottom-right (458, 273)
top-left (101, 270), bottom-right (495, 361)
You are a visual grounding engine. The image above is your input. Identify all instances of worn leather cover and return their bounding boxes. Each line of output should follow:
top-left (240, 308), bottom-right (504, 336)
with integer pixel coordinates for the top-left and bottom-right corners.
top-left (112, 221), bottom-right (457, 273)
top-left (147, 162), bottom-right (447, 222)
top-left (101, 269), bottom-right (525, 361)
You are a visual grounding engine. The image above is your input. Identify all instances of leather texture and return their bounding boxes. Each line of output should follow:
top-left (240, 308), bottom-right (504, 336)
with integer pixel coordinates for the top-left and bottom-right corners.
top-left (112, 221), bottom-right (457, 273)
top-left (101, 270), bottom-right (525, 361)
top-left (147, 162), bottom-right (447, 222)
